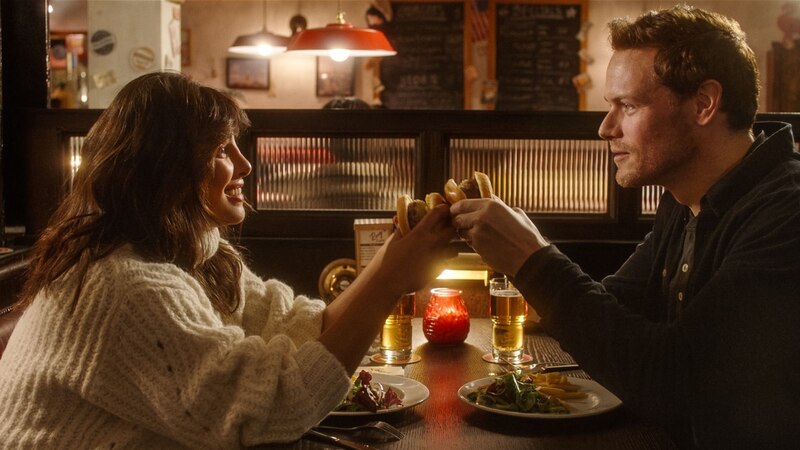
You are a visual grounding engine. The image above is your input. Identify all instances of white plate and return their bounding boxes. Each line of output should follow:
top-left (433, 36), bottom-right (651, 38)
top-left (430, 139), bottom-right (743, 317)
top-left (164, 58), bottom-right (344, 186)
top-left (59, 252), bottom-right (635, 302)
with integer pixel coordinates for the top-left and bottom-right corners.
top-left (329, 373), bottom-right (430, 416)
top-left (458, 376), bottom-right (622, 419)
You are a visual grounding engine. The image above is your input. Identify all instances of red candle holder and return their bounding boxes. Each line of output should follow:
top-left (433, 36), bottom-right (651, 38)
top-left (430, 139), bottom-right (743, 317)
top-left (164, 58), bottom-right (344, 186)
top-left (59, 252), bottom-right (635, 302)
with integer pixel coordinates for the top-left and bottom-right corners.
top-left (423, 288), bottom-right (470, 345)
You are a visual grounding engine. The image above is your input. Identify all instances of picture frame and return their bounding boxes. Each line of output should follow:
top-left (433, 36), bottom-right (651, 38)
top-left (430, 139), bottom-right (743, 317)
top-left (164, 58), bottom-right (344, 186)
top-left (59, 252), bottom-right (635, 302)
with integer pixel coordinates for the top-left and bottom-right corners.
top-left (226, 57), bottom-right (270, 90)
top-left (181, 28), bottom-right (191, 66)
top-left (316, 57), bottom-right (356, 97)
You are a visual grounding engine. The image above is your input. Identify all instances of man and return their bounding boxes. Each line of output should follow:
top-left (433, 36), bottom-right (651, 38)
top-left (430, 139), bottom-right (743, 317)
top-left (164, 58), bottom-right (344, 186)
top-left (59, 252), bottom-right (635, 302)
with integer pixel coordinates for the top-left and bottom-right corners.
top-left (451, 5), bottom-right (799, 449)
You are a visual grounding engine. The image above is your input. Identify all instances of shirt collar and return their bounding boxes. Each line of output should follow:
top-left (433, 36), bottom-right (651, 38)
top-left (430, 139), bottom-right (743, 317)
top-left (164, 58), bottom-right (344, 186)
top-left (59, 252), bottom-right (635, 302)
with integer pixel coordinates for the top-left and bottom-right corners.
top-left (699, 122), bottom-right (795, 218)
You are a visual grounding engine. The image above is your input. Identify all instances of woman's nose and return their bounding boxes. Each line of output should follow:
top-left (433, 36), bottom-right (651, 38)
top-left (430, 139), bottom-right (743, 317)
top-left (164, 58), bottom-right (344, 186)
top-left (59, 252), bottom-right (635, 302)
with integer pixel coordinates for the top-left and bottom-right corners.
top-left (236, 152), bottom-right (252, 178)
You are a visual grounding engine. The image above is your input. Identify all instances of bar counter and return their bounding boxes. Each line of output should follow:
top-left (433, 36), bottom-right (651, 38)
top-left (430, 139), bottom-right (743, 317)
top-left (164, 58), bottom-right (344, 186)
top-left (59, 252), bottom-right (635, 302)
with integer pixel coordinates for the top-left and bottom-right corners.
top-left (259, 318), bottom-right (678, 450)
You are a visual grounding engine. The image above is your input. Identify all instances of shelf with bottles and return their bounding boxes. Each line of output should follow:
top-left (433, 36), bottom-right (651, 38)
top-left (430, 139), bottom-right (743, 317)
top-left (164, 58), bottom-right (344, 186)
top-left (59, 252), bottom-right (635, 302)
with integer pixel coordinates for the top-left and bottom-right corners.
top-left (49, 32), bottom-right (89, 109)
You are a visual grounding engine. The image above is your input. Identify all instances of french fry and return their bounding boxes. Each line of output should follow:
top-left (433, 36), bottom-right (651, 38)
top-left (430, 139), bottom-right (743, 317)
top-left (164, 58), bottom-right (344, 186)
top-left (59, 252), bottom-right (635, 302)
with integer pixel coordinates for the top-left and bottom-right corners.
top-left (537, 386), bottom-right (566, 396)
top-left (536, 386), bottom-right (588, 400)
top-left (529, 370), bottom-right (588, 400)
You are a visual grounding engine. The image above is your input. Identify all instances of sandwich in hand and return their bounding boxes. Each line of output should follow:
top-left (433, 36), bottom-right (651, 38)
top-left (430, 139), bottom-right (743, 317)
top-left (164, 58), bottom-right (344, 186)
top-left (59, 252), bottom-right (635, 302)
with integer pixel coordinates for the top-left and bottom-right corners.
top-left (395, 192), bottom-right (447, 236)
top-left (443, 171), bottom-right (494, 204)
top-left (395, 171), bottom-right (493, 235)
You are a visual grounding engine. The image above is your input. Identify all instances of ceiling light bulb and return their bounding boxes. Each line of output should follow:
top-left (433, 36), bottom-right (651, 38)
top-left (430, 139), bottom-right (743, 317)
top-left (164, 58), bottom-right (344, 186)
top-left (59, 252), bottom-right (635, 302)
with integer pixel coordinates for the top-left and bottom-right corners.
top-left (258, 44), bottom-right (275, 56)
top-left (329, 49), bottom-right (350, 62)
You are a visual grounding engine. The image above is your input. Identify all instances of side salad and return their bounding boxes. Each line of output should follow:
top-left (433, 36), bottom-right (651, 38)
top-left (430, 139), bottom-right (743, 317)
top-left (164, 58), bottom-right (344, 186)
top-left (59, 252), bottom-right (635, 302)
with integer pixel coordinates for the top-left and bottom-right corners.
top-left (335, 370), bottom-right (403, 413)
top-left (466, 372), bottom-right (569, 414)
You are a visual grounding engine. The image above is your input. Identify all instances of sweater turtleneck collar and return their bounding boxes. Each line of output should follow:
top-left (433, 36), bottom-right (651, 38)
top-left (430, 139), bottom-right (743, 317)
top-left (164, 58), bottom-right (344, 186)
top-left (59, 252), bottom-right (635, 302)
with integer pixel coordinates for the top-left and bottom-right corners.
top-left (198, 227), bottom-right (221, 263)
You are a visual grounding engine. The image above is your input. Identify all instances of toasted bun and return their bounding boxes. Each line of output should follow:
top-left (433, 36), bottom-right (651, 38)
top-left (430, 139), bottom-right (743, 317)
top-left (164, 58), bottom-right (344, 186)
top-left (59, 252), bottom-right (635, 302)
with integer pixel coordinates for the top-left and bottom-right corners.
top-left (396, 195), bottom-right (431, 236)
top-left (396, 195), bottom-right (413, 236)
top-left (474, 171), bottom-right (494, 198)
top-left (444, 172), bottom-right (493, 204)
top-left (425, 192), bottom-right (447, 208)
top-left (443, 179), bottom-right (466, 204)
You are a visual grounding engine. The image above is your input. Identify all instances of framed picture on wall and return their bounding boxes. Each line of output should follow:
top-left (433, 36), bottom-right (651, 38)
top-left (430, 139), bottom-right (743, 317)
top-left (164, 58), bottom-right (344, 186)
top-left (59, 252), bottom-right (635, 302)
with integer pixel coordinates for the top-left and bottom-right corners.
top-left (181, 28), bottom-right (191, 66)
top-left (226, 57), bottom-right (270, 90)
top-left (316, 57), bottom-right (356, 97)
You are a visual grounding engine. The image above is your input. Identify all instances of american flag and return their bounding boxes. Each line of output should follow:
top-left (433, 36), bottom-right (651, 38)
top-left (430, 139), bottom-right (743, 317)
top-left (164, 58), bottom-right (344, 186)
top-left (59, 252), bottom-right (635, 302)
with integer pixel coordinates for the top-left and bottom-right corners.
top-left (471, 0), bottom-right (490, 43)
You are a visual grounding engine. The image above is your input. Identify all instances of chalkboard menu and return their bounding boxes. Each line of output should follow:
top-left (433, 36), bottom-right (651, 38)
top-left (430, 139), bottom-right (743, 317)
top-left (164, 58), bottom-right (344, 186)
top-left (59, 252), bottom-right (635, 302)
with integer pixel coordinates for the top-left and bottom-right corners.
top-left (379, 1), bottom-right (465, 110)
top-left (494, 1), bottom-right (584, 111)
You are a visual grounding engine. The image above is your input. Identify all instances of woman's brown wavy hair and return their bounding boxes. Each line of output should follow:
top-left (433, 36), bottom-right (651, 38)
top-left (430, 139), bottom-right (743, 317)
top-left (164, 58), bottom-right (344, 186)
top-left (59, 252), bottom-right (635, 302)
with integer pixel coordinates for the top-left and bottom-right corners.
top-left (20, 72), bottom-right (251, 316)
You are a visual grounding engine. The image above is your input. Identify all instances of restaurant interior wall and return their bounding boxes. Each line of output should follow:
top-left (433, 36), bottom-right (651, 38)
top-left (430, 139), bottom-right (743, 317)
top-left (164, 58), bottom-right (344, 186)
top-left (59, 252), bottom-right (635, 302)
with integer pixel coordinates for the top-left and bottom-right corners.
top-left (45, 0), bottom-right (799, 112)
top-left (3, 1), bottom-right (800, 306)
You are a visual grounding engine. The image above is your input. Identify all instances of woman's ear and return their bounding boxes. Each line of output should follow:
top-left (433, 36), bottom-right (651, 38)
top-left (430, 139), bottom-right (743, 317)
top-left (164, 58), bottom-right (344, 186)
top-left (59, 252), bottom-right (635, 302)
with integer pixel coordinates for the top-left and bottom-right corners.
top-left (694, 80), bottom-right (722, 126)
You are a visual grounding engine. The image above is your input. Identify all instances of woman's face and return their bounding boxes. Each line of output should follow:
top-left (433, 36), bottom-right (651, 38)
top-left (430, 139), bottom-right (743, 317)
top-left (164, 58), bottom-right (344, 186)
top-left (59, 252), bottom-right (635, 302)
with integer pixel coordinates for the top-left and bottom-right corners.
top-left (205, 137), bottom-right (252, 226)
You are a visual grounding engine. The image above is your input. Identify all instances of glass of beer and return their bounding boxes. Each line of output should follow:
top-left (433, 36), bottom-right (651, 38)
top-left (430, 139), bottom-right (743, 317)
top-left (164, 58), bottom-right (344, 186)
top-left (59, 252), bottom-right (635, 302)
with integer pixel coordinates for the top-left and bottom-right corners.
top-left (487, 277), bottom-right (530, 363)
top-left (379, 292), bottom-right (416, 363)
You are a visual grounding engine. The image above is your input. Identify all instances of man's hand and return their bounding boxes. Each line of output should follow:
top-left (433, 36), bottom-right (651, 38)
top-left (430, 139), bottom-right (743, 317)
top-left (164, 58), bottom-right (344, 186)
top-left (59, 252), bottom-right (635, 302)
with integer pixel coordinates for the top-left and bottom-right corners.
top-left (450, 196), bottom-right (549, 276)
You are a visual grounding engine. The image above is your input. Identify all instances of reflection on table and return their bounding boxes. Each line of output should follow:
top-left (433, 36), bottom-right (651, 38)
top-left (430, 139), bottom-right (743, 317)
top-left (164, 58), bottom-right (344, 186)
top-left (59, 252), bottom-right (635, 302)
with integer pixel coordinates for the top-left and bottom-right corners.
top-left (257, 319), bottom-right (677, 450)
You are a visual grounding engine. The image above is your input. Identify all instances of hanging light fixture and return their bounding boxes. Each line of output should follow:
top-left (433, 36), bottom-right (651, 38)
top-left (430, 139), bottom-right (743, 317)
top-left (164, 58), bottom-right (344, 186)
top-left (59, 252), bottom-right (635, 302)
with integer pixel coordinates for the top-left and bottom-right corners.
top-left (286, 1), bottom-right (396, 62)
top-left (228, 1), bottom-right (289, 57)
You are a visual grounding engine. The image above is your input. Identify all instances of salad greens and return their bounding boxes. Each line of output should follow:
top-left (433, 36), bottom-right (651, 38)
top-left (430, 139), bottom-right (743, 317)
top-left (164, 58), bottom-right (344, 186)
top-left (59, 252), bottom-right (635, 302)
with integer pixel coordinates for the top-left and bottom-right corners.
top-left (335, 370), bottom-right (403, 413)
top-left (466, 372), bottom-right (569, 414)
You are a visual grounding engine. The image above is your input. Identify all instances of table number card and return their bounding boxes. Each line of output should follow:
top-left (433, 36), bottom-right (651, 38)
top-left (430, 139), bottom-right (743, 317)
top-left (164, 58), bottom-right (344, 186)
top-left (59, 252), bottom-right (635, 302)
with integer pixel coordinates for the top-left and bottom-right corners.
top-left (354, 218), bottom-right (395, 274)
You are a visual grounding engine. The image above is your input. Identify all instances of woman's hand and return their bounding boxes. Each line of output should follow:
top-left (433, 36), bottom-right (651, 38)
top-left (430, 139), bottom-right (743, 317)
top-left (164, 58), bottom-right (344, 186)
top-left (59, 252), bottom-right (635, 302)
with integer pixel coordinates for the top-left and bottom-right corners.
top-left (319, 204), bottom-right (455, 373)
top-left (367, 204), bottom-right (457, 298)
top-left (450, 196), bottom-right (549, 276)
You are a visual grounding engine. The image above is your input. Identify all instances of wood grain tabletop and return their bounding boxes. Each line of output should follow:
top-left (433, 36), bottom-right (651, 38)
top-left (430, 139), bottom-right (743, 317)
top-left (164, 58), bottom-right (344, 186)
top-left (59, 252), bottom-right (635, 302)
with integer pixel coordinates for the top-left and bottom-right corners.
top-left (258, 319), bottom-right (678, 450)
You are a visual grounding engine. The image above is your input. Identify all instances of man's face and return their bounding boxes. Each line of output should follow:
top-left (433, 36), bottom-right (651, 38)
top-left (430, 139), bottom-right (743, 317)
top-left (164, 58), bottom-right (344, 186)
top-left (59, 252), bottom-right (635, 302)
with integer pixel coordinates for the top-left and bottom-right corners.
top-left (598, 48), bottom-right (698, 189)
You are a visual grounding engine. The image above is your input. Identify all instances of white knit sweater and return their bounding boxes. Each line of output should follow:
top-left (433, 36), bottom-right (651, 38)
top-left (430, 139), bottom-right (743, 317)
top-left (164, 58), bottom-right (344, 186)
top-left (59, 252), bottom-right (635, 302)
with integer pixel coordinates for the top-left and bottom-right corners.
top-left (0, 231), bottom-right (351, 449)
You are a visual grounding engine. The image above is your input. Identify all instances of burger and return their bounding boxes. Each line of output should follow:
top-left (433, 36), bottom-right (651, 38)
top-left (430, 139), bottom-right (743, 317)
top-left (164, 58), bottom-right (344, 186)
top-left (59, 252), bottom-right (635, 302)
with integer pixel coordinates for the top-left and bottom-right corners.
top-left (395, 192), bottom-right (447, 236)
top-left (395, 171), bottom-right (494, 235)
top-left (443, 171), bottom-right (494, 204)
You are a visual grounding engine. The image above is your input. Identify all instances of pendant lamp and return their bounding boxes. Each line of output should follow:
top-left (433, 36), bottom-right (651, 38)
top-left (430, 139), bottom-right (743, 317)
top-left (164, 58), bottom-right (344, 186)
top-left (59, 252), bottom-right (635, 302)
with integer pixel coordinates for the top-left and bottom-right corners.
top-left (286, 3), bottom-right (396, 62)
top-left (229, 1), bottom-right (289, 57)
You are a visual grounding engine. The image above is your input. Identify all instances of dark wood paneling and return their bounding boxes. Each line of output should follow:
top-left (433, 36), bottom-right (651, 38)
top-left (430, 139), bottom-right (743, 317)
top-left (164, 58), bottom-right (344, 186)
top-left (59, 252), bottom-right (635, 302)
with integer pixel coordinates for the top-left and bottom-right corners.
top-left (17, 109), bottom-right (800, 298)
top-left (1, 0), bottom-right (49, 229)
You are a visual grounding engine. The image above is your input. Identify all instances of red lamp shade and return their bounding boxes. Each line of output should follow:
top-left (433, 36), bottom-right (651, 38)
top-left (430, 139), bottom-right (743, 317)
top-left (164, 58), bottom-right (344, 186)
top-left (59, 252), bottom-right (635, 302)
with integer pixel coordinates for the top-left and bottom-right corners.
top-left (286, 22), bottom-right (397, 61)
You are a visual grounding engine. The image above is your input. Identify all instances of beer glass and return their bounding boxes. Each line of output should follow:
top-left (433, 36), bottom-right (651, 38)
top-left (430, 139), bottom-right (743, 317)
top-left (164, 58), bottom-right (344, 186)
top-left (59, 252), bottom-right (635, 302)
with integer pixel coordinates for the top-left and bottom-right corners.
top-left (378, 292), bottom-right (416, 363)
top-left (487, 277), bottom-right (531, 363)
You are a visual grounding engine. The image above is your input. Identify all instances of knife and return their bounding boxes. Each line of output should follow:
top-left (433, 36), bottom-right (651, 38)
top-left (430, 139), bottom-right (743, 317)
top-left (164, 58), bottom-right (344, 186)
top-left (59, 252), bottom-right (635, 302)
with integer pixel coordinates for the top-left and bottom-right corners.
top-left (539, 364), bottom-right (581, 373)
top-left (305, 429), bottom-right (382, 450)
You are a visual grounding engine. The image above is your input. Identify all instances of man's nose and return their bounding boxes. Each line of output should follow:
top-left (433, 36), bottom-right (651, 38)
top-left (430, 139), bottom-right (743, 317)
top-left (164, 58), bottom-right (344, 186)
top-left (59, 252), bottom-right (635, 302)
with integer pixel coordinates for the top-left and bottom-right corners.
top-left (598, 110), bottom-right (620, 141)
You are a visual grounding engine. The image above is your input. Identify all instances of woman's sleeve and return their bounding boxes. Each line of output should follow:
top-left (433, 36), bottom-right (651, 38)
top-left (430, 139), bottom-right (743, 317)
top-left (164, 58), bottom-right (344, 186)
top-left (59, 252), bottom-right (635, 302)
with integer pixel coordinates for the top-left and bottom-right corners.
top-left (238, 264), bottom-right (327, 346)
top-left (85, 268), bottom-right (350, 448)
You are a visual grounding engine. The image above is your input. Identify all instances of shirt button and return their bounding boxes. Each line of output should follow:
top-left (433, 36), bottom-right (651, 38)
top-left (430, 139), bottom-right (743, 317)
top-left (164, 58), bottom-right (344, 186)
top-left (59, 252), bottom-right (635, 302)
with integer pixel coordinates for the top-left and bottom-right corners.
top-left (662, 269), bottom-right (667, 278)
top-left (681, 263), bottom-right (689, 273)
top-left (678, 292), bottom-right (684, 302)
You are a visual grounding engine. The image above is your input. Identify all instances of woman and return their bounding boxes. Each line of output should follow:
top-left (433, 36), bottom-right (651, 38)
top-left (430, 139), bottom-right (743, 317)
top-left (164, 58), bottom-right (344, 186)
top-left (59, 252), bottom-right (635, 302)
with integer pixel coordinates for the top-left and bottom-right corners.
top-left (0, 72), bottom-right (454, 448)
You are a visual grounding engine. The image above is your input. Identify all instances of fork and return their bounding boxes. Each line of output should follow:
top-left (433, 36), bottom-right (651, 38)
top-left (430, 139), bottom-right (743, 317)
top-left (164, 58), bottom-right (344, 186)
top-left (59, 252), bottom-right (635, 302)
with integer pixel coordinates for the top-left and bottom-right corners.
top-left (490, 359), bottom-right (581, 376)
top-left (305, 429), bottom-right (381, 450)
top-left (314, 421), bottom-right (404, 442)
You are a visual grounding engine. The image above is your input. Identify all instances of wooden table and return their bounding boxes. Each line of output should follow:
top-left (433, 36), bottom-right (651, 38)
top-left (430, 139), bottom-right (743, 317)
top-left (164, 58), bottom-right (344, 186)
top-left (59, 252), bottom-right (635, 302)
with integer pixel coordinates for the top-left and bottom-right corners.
top-left (261, 319), bottom-right (678, 450)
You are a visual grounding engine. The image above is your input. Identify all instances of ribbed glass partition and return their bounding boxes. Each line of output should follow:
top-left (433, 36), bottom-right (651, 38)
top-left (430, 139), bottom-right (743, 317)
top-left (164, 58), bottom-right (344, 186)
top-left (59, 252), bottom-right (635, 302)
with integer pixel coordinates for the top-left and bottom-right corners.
top-left (256, 136), bottom-right (416, 210)
top-left (68, 136), bottom-right (85, 190)
top-left (449, 138), bottom-right (610, 214)
top-left (641, 185), bottom-right (664, 216)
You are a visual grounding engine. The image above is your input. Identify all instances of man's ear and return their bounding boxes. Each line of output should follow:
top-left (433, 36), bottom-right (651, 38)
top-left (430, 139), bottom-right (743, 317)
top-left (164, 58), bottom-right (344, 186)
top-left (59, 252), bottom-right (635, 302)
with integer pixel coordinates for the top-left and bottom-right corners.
top-left (694, 80), bottom-right (722, 126)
